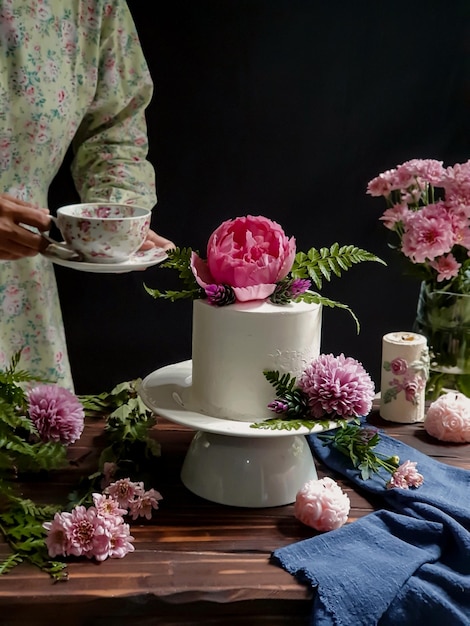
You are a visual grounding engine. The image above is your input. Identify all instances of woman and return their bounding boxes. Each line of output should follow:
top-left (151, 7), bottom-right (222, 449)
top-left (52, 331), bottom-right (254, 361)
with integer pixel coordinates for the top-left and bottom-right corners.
top-left (0, 0), bottom-right (173, 388)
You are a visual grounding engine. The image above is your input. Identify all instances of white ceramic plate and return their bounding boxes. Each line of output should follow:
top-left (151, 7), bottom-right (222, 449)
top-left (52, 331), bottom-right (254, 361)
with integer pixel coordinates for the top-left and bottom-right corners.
top-left (138, 360), bottom-right (343, 438)
top-left (43, 245), bottom-right (168, 273)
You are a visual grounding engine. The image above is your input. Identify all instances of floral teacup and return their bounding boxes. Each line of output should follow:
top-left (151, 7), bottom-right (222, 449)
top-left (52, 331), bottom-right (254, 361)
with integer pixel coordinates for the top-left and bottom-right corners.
top-left (52, 203), bottom-right (151, 263)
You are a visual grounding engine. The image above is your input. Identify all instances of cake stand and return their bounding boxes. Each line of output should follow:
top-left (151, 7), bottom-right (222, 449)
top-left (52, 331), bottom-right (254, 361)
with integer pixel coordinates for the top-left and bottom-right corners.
top-left (138, 360), bottom-right (339, 508)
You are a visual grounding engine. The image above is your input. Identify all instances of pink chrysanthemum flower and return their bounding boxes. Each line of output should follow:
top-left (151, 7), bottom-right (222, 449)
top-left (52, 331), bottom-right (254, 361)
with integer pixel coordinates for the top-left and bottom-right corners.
top-left (105, 478), bottom-right (145, 508)
top-left (294, 477), bottom-right (350, 532)
top-left (92, 493), bottom-right (128, 518)
top-left (387, 460), bottom-right (424, 489)
top-left (43, 511), bottom-right (71, 557)
top-left (298, 353), bottom-right (375, 418)
top-left (429, 254), bottom-right (461, 282)
top-left (128, 488), bottom-right (163, 521)
top-left (102, 516), bottom-right (135, 559)
top-left (64, 505), bottom-right (111, 561)
top-left (401, 202), bottom-right (455, 264)
top-left (27, 384), bottom-right (84, 445)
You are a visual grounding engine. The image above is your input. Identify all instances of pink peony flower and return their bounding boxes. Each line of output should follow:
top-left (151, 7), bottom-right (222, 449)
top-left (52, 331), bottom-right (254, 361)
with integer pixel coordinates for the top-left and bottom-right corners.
top-left (294, 477), bottom-right (350, 531)
top-left (424, 392), bottom-right (470, 442)
top-left (27, 384), bottom-right (84, 445)
top-left (387, 460), bottom-right (424, 489)
top-left (190, 215), bottom-right (296, 302)
top-left (298, 353), bottom-right (375, 418)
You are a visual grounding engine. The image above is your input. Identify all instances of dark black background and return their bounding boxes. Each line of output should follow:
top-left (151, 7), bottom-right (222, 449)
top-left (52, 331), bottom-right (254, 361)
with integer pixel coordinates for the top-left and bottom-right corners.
top-left (48, 0), bottom-right (470, 394)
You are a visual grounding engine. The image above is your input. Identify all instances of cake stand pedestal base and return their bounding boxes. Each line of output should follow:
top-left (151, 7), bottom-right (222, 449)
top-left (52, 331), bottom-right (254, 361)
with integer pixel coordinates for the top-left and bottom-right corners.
top-left (180, 430), bottom-right (317, 508)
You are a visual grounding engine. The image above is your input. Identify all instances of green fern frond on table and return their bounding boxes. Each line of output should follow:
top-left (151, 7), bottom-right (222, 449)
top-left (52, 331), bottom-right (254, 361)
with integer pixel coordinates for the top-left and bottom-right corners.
top-left (0, 499), bottom-right (67, 582)
top-left (0, 351), bottom-right (162, 579)
top-left (291, 244), bottom-right (386, 291)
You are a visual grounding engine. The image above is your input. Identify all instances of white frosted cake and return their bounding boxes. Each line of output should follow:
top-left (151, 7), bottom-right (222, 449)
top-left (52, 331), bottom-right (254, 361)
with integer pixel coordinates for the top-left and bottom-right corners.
top-left (189, 298), bottom-right (322, 422)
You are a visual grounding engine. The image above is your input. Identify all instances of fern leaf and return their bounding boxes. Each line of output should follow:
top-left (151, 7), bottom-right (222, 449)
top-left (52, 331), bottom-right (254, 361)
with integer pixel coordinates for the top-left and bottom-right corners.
top-left (291, 244), bottom-right (385, 291)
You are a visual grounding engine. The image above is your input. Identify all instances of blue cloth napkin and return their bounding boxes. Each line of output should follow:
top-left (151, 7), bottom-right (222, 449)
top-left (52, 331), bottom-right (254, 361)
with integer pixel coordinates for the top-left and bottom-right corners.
top-left (271, 423), bottom-right (470, 625)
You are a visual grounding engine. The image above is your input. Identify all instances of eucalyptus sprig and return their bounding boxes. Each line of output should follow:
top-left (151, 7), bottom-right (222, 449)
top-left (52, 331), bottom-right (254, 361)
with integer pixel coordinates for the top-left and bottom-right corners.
top-left (317, 422), bottom-right (400, 481)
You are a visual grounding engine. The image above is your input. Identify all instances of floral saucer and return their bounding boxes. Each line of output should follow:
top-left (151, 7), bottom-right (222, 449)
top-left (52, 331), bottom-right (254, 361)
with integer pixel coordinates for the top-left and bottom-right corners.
top-left (43, 245), bottom-right (168, 273)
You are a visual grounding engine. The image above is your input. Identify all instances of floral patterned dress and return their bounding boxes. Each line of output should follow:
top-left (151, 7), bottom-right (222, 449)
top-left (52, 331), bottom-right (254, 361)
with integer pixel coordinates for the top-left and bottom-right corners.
top-left (0, 0), bottom-right (157, 389)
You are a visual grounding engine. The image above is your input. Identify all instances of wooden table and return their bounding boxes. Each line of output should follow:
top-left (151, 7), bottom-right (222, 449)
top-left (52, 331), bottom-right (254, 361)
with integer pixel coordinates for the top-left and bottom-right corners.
top-left (1, 412), bottom-right (469, 626)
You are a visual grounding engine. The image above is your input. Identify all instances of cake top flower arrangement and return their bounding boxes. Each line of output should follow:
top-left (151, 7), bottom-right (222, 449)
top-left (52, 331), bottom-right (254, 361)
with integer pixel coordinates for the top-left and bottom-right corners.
top-left (367, 158), bottom-right (470, 292)
top-left (145, 214), bottom-right (385, 330)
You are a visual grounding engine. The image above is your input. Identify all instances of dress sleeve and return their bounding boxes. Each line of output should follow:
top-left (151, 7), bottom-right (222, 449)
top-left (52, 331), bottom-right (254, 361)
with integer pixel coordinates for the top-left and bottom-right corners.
top-left (71, 0), bottom-right (157, 209)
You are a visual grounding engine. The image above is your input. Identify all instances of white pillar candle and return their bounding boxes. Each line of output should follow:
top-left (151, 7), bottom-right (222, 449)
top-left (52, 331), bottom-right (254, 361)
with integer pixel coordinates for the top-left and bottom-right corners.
top-left (380, 331), bottom-right (429, 423)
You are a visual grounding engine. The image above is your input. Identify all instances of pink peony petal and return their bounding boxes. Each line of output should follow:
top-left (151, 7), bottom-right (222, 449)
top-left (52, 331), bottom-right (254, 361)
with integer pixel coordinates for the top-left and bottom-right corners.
top-left (190, 251), bottom-right (214, 289)
top-left (232, 284), bottom-right (276, 302)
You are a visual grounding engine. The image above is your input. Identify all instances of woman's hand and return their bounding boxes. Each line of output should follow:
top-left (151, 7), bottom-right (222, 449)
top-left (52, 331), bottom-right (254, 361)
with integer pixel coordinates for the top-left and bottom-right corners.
top-left (0, 194), bottom-right (51, 260)
top-left (140, 229), bottom-right (175, 251)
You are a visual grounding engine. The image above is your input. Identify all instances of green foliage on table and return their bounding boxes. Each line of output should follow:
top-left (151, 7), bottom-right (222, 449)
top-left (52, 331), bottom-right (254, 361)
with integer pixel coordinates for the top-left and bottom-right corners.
top-left (317, 421), bottom-right (400, 481)
top-left (0, 353), bottom-right (161, 581)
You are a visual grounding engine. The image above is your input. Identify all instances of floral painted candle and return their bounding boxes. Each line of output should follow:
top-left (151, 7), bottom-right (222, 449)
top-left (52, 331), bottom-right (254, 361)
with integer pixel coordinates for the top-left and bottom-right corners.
top-left (380, 332), bottom-right (429, 423)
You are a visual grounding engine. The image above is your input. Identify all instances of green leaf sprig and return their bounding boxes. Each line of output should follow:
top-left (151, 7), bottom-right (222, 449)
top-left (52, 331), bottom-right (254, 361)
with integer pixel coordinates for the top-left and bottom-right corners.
top-left (144, 247), bottom-right (202, 301)
top-left (317, 422), bottom-right (400, 481)
top-left (289, 245), bottom-right (386, 332)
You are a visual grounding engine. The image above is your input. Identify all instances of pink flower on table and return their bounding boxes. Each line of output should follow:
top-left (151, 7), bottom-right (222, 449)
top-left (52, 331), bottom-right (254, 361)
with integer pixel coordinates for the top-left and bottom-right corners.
top-left (424, 392), bottom-right (470, 442)
top-left (43, 511), bottom-right (71, 557)
top-left (294, 477), bottom-right (350, 532)
top-left (27, 384), bottom-right (84, 445)
top-left (401, 202), bottom-right (455, 264)
top-left (105, 478), bottom-right (145, 508)
top-left (190, 215), bottom-right (296, 303)
top-left (102, 517), bottom-right (135, 559)
top-left (298, 353), bottom-right (375, 418)
top-left (429, 254), bottom-right (461, 282)
top-left (92, 493), bottom-right (127, 519)
top-left (61, 505), bottom-right (111, 561)
top-left (128, 488), bottom-right (163, 520)
top-left (387, 460), bottom-right (424, 489)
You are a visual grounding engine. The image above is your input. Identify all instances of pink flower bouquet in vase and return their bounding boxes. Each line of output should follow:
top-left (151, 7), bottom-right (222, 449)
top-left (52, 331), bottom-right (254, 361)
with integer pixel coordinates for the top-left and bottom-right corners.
top-left (368, 158), bottom-right (470, 400)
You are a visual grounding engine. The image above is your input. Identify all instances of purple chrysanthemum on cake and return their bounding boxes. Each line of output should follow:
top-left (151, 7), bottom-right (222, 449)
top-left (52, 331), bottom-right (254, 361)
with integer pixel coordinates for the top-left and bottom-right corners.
top-left (27, 384), bottom-right (85, 445)
top-left (298, 353), bottom-right (375, 418)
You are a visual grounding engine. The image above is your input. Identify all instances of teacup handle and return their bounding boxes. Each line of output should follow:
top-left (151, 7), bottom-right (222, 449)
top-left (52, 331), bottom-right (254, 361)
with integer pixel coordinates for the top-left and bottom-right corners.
top-left (42, 218), bottom-right (82, 261)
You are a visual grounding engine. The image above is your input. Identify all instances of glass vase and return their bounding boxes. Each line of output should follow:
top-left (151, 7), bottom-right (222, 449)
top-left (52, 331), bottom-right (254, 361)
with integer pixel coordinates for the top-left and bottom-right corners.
top-left (413, 281), bottom-right (470, 400)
